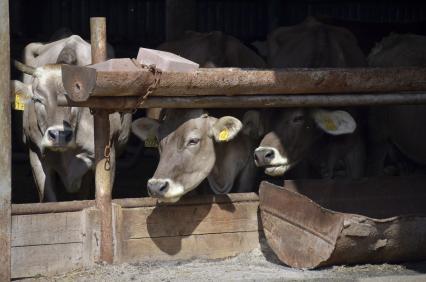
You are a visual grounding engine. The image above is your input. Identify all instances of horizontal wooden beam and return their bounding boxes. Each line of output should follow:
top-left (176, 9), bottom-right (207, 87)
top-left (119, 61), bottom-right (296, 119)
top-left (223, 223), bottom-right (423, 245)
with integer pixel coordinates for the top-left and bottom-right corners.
top-left (58, 92), bottom-right (426, 109)
top-left (11, 193), bottom-right (259, 215)
top-left (61, 65), bottom-right (426, 103)
top-left (12, 200), bottom-right (95, 215)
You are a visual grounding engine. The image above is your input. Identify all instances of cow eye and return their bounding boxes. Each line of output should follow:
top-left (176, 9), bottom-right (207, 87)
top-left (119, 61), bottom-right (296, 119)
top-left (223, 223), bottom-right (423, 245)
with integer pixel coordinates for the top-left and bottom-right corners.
top-left (187, 138), bottom-right (200, 146)
top-left (31, 96), bottom-right (44, 104)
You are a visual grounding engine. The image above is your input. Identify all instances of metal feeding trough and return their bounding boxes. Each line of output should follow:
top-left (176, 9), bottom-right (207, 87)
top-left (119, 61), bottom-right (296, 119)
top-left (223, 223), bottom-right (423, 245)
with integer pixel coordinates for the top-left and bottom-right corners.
top-left (259, 177), bottom-right (426, 269)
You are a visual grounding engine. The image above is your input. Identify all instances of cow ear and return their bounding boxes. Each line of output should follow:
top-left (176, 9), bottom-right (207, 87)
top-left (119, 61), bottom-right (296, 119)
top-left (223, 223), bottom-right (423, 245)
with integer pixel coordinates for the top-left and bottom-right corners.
top-left (131, 118), bottom-right (160, 141)
top-left (312, 109), bottom-right (356, 135)
top-left (211, 116), bottom-right (242, 142)
top-left (11, 80), bottom-right (32, 105)
top-left (242, 110), bottom-right (263, 138)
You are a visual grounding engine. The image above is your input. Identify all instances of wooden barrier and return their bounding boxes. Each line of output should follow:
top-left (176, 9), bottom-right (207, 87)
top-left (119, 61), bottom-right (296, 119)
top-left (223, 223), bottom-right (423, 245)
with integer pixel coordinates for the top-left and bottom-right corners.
top-left (0, 0), bottom-right (11, 279)
top-left (10, 193), bottom-right (261, 279)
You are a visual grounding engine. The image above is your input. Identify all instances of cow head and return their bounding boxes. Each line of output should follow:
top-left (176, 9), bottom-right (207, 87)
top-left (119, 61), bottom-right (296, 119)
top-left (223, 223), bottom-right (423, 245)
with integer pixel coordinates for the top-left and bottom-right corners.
top-left (132, 109), bottom-right (247, 203)
top-left (13, 62), bottom-right (80, 154)
top-left (254, 109), bottom-right (356, 176)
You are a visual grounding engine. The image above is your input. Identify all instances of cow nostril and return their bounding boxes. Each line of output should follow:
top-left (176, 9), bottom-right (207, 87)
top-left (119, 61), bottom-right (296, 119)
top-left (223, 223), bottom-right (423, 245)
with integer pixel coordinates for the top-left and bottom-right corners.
top-left (159, 181), bottom-right (168, 192)
top-left (64, 131), bottom-right (73, 142)
top-left (48, 130), bottom-right (57, 141)
top-left (264, 150), bottom-right (275, 160)
top-left (254, 152), bottom-right (259, 163)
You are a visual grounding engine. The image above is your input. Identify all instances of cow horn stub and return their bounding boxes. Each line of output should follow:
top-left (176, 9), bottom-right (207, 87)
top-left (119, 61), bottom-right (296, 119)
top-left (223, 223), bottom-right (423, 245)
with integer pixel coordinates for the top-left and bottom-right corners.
top-left (14, 60), bottom-right (36, 76)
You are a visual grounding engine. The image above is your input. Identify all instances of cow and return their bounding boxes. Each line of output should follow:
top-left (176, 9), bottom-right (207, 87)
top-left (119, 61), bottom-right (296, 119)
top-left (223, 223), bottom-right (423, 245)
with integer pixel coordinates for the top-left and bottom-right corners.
top-left (253, 17), bottom-right (367, 179)
top-left (131, 31), bottom-right (266, 202)
top-left (12, 35), bottom-right (131, 202)
top-left (367, 33), bottom-right (426, 175)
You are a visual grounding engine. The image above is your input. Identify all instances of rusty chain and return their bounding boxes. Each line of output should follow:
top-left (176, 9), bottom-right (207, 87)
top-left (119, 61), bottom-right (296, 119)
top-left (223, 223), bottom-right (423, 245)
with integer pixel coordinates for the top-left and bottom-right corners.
top-left (89, 60), bottom-right (162, 168)
top-left (104, 139), bottom-right (112, 171)
top-left (131, 58), bottom-right (162, 113)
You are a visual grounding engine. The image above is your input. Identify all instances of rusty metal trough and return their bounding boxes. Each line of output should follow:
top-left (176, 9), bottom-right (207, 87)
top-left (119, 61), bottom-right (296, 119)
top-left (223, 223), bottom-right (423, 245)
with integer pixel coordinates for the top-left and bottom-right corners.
top-left (259, 177), bottom-right (426, 269)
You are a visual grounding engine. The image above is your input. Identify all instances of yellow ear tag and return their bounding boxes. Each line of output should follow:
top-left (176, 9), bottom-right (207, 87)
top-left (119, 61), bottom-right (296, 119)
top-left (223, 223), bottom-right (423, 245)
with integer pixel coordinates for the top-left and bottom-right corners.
top-left (218, 129), bottom-right (229, 141)
top-left (14, 91), bottom-right (26, 111)
top-left (144, 135), bottom-right (158, 148)
top-left (322, 116), bottom-right (337, 131)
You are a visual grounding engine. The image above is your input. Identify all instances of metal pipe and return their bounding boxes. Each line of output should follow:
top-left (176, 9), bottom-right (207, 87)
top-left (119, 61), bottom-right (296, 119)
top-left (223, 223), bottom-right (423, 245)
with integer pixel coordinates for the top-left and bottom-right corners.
top-left (61, 65), bottom-right (426, 102)
top-left (58, 92), bottom-right (426, 109)
top-left (0, 0), bottom-right (11, 279)
top-left (91, 17), bottom-right (114, 264)
top-left (90, 17), bottom-right (107, 64)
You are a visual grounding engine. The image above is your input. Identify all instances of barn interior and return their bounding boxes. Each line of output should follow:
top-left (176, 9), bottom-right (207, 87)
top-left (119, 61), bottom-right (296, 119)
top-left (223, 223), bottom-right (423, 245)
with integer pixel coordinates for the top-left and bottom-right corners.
top-left (10, 0), bottom-right (426, 203)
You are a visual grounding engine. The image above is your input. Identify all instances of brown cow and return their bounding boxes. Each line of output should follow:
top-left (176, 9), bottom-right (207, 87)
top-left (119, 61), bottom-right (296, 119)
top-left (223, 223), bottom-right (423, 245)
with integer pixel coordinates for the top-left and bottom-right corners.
top-left (132, 31), bottom-right (266, 202)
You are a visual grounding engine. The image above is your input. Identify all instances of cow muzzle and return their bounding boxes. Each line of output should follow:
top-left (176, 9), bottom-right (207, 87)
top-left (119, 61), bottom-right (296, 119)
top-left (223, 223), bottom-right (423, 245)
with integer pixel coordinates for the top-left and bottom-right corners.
top-left (147, 178), bottom-right (184, 203)
top-left (42, 125), bottom-right (75, 151)
top-left (254, 147), bottom-right (276, 167)
top-left (254, 146), bottom-right (292, 176)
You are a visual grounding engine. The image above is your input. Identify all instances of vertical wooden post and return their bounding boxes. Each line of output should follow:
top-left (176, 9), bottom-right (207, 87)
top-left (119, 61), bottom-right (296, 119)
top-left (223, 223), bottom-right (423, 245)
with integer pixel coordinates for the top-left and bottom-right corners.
top-left (90, 17), bottom-right (113, 264)
top-left (0, 0), bottom-right (11, 279)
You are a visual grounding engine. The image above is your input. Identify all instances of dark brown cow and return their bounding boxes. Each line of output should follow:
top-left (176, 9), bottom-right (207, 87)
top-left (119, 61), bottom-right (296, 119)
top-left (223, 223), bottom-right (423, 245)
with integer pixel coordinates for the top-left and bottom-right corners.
top-left (367, 33), bottom-right (426, 175)
top-left (254, 17), bottom-right (366, 178)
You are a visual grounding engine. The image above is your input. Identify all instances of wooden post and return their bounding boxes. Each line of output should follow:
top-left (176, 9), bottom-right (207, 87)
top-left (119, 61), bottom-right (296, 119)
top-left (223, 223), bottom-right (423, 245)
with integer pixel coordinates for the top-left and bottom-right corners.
top-left (90, 17), bottom-right (113, 264)
top-left (0, 0), bottom-right (11, 279)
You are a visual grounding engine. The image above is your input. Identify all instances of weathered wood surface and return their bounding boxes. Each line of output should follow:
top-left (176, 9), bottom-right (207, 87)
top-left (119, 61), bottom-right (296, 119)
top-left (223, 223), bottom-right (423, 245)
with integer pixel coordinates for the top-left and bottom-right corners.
top-left (0, 0), bottom-right (11, 279)
top-left (123, 202), bottom-right (259, 239)
top-left (10, 210), bottom-right (98, 279)
top-left (113, 192), bottom-right (259, 208)
top-left (123, 232), bottom-right (260, 262)
top-left (12, 200), bottom-right (95, 215)
top-left (61, 65), bottom-right (426, 102)
top-left (91, 17), bottom-right (114, 264)
top-left (12, 243), bottom-right (84, 278)
top-left (115, 193), bottom-right (261, 263)
top-left (12, 212), bottom-right (82, 247)
top-left (260, 179), bottom-right (426, 269)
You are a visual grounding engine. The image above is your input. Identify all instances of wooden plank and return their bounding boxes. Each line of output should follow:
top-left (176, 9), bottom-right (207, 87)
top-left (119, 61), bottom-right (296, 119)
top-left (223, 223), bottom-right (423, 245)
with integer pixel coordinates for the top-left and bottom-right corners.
top-left (121, 231), bottom-right (260, 262)
top-left (0, 0), bottom-right (11, 279)
top-left (12, 200), bottom-right (95, 215)
top-left (81, 208), bottom-right (100, 266)
top-left (114, 192), bottom-right (259, 208)
top-left (112, 204), bottom-right (124, 263)
top-left (11, 243), bottom-right (84, 279)
top-left (12, 212), bottom-right (82, 247)
top-left (122, 202), bottom-right (259, 239)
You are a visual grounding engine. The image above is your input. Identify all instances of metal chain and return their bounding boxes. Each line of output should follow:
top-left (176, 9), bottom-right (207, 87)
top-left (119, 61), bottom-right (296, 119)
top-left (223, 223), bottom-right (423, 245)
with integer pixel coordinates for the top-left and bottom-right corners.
top-left (104, 139), bottom-right (112, 171)
top-left (131, 58), bottom-right (162, 113)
